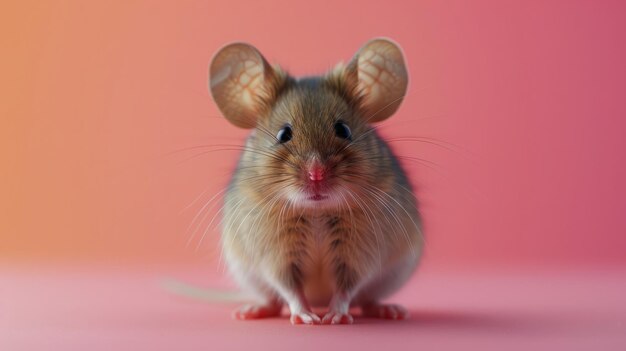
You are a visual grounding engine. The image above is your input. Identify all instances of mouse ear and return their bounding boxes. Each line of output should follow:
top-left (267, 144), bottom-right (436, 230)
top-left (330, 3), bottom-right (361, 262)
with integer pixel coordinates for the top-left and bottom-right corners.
top-left (209, 43), bottom-right (284, 128)
top-left (347, 38), bottom-right (408, 123)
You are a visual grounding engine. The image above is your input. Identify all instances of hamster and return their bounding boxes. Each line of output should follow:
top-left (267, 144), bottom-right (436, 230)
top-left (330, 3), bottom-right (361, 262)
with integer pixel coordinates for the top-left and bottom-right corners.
top-left (209, 38), bottom-right (423, 325)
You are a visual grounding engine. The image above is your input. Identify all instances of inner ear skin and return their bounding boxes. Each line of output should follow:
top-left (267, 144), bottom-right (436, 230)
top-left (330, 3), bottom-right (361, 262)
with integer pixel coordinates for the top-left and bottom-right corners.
top-left (339, 38), bottom-right (408, 123)
top-left (209, 43), bottom-right (293, 129)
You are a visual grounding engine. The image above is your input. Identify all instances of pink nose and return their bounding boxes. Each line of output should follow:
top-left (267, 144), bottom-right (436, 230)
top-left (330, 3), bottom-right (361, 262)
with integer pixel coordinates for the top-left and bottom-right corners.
top-left (308, 165), bottom-right (324, 182)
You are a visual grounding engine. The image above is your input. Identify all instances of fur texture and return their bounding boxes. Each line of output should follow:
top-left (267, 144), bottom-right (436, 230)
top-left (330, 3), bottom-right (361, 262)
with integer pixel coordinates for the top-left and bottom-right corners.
top-left (212, 38), bottom-right (423, 324)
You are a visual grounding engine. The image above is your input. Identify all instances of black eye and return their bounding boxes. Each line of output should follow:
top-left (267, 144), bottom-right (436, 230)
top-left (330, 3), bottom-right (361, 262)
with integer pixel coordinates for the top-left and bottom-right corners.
top-left (277, 124), bottom-right (293, 144)
top-left (334, 121), bottom-right (352, 140)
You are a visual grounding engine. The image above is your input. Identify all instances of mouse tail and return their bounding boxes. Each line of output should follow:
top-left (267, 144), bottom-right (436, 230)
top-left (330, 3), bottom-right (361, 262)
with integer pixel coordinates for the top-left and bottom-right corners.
top-left (160, 278), bottom-right (247, 302)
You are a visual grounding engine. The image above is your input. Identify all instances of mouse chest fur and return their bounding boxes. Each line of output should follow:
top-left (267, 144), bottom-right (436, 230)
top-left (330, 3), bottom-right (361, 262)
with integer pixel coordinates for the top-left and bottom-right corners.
top-left (295, 213), bottom-right (343, 307)
top-left (223, 199), bottom-right (353, 306)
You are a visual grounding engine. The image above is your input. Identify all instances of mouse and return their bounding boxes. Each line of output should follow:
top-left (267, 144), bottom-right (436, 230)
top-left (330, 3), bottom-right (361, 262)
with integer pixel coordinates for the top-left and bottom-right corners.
top-left (209, 37), bottom-right (423, 325)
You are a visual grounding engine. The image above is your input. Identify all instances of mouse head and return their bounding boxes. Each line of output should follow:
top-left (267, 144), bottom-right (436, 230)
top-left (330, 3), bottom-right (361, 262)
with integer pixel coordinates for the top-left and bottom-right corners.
top-left (209, 38), bottom-right (408, 207)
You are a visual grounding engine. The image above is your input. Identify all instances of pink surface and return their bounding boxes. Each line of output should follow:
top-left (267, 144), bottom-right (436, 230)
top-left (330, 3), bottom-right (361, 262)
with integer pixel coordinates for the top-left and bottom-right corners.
top-left (2, 265), bottom-right (626, 350)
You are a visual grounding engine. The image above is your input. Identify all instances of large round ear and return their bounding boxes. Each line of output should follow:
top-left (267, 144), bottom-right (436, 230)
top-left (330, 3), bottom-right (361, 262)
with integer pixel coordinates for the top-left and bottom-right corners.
top-left (347, 38), bottom-right (408, 123)
top-left (209, 43), bottom-right (279, 128)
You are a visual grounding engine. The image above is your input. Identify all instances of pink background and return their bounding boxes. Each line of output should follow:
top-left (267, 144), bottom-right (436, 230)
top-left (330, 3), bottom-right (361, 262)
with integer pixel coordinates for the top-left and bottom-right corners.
top-left (2, 0), bottom-right (625, 349)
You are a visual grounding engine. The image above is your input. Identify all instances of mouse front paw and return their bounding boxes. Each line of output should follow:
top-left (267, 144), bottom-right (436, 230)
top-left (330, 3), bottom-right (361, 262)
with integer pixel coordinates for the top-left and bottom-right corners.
top-left (322, 311), bottom-right (354, 325)
top-left (289, 311), bottom-right (322, 325)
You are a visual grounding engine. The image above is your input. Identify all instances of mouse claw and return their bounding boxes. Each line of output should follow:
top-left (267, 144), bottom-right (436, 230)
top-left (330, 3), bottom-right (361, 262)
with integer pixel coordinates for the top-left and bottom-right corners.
top-left (290, 311), bottom-right (322, 325)
top-left (322, 311), bottom-right (354, 325)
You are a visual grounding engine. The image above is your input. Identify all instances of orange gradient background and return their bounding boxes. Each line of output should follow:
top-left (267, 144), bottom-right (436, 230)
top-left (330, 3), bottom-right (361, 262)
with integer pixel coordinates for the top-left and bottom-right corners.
top-left (2, 0), bottom-right (625, 268)
top-left (1, 1), bottom-right (626, 349)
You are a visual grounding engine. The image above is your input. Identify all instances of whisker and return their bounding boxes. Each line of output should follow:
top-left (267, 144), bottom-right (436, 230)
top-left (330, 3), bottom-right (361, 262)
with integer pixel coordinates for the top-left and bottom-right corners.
top-left (185, 187), bottom-right (228, 247)
top-left (180, 185), bottom-right (227, 215)
top-left (360, 183), bottom-right (424, 249)
top-left (385, 137), bottom-right (469, 155)
top-left (341, 187), bottom-right (383, 273)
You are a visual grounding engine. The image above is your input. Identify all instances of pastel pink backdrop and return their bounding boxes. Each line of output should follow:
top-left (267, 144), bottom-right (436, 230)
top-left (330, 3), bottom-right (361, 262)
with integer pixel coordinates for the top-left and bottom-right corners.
top-left (2, 0), bottom-right (625, 268)
top-left (3, 1), bottom-right (626, 350)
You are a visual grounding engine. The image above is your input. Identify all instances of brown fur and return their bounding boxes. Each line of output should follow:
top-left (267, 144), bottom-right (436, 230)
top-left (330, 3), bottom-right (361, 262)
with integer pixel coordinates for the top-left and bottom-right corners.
top-left (222, 67), bottom-right (421, 302)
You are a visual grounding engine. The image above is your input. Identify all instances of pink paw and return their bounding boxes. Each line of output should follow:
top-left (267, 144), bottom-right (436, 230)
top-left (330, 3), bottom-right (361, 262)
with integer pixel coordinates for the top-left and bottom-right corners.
top-left (233, 303), bottom-right (282, 320)
top-left (322, 311), bottom-right (354, 325)
top-left (362, 304), bottom-right (409, 320)
top-left (290, 311), bottom-right (322, 325)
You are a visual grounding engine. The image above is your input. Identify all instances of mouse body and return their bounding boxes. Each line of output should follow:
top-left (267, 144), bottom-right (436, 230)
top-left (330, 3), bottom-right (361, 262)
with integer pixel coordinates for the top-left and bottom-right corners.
top-left (209, 38), bottom-right (423, 324)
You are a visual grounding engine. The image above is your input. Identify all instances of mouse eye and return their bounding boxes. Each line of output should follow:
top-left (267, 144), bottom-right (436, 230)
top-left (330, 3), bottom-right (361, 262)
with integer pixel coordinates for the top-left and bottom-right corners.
top-left (276, 124), bottom-right (293, 144)
top-left (334, 121), bottom-right (352, 141)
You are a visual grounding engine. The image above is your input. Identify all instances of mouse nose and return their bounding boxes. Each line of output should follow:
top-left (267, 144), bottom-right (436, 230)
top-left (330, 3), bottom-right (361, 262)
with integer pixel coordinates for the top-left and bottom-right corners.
top-left (307, 157), bottom-right (325, 182)
top-left (308, 164), bottom-right (324, 182)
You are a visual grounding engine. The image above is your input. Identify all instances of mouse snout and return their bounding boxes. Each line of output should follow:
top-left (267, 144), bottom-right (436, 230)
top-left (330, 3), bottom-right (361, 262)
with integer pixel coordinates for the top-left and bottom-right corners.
top-left (304, 155), bottom-right (331, 184)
